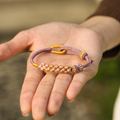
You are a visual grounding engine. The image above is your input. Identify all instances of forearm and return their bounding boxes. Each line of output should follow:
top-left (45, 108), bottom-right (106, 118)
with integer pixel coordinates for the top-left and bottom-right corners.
top-left (80, 16), bottom-right (120, 52)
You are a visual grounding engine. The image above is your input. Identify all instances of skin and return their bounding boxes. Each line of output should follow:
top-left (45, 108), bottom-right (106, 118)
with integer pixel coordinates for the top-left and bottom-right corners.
top-left (0, 16), bottom-right (120, 120)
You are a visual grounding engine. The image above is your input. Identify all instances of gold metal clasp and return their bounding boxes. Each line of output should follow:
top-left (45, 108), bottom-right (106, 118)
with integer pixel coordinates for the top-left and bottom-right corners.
top-left (33, 63), bottom-right (38, 67)
top-left (51, 45), bottom-right (66, 54)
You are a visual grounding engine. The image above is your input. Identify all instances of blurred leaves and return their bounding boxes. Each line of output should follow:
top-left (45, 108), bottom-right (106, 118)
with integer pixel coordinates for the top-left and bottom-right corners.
top-left (92, 56), bottom-right (120, 120)
top-left (95, 56), bottom-right (120, 82)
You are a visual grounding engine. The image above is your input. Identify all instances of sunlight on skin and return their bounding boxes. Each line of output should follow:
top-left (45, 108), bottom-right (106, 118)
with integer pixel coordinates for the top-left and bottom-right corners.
top-left (0, 22), bottom-right (103, 120)
top-left (0, 16), bottom-right (120, 120)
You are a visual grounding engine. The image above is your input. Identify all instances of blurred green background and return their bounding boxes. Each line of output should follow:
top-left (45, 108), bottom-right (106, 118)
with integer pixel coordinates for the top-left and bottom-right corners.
top-left (0, 0), bottom-right (119, 120)
top-left (83, 56), bottom-right (120, 120)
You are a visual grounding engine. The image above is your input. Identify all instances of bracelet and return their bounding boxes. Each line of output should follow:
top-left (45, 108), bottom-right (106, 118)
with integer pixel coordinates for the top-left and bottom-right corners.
top-left (30, 45), bottom-right (93, 74)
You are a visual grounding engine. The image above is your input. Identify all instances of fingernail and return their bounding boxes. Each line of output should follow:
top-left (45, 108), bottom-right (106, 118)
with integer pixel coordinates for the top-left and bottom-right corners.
top-left (22, 112), bottom-right (29, 117)
top-left (68, 99), bottom-right (74, 103)
top-left (48, 114), bottom-right (55, 117)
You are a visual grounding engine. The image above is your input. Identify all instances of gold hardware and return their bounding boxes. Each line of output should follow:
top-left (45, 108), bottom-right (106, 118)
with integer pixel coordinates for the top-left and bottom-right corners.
top-left (51, 45), bottom-right (66, 54)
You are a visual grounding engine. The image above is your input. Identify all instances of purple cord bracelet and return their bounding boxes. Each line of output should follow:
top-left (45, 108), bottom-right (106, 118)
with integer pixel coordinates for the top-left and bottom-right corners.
top-left (30, 45), bottom-right (93, 74)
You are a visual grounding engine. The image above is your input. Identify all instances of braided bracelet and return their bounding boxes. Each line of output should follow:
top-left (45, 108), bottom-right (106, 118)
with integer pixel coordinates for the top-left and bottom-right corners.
top-left (30, 45), bottom-right (93, 74)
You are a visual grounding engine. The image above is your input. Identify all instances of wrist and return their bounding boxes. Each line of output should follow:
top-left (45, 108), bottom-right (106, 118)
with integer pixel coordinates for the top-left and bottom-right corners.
top-left (80, 16), bottom-right (120, 52)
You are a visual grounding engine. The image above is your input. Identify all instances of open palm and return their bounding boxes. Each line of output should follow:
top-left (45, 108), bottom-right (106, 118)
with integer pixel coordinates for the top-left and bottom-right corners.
top-left (0, 22), bottom-right (104, 120)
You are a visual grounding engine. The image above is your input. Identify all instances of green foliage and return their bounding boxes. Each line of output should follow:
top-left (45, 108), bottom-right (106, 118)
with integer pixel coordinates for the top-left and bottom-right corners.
top-left (93, 56), bottom-right (120, 120)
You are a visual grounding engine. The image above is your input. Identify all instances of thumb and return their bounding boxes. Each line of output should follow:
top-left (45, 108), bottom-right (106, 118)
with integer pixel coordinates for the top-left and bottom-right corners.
top-left (0, 30), bottom-right (32, 62)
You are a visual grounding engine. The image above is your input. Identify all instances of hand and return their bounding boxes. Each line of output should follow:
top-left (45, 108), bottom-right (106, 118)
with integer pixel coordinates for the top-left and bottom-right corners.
top-left (0, 22), bottom-right (104, 120)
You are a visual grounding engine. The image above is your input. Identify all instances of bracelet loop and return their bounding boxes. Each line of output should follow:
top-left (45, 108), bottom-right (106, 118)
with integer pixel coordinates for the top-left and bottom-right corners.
top-left (30, 45), bottom-right (93, 74)
top-left (51, 45), bottom-right (66, 54)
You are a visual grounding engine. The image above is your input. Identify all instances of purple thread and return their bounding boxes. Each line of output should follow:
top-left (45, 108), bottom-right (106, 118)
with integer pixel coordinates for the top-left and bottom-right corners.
top-left (60, 46), bottom-right (93, 71)
top-left (30, 46), bottom-right (93, 73)
top-left (30, 47), bottom-right (52, 64)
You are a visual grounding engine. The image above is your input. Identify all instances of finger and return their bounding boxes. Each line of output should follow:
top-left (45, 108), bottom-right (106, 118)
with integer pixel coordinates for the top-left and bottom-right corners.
top-left (47, 73), bottom-right (73, 115)
top-left (0, 31), bottom-right (32, 62)
top-left (20, 63), bottom-right (44, 116)
top-left (66, 66), bottom-right (97, 101)
top-left (32, 73), bottom-right (57, 120)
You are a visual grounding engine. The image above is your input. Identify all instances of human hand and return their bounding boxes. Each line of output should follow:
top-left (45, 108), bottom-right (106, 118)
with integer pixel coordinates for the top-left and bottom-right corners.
top-left (0, 22), bottom-right (104, 120)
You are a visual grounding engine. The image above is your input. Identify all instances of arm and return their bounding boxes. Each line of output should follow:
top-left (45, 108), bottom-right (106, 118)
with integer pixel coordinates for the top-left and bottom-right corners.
top-left (86, 0), bottom-right (120, 58)
top-left (0, 1), bottom-right (120, 120)
top-left (81, 16), bottom-right (120, 53)
top-left (1, 18), bottom-right (119, 120)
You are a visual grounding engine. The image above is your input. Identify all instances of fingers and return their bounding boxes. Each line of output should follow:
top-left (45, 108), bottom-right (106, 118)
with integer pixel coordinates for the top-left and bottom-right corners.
top-left (20, 65), bottom-right (44, 116)
top-left (66, 65), bottom-right (97, 101)
top-left (0, 31), bottom-right (32, 62)
top-left (47, 74), bottom-right (73, 115)
top-left (32, 73), bottom-right (57, 120)
top-left (22, 69), bottom-right (72, 119)
top-left (66, 72), bottom-right (88, 101)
